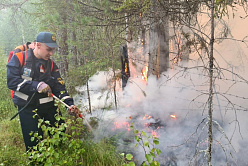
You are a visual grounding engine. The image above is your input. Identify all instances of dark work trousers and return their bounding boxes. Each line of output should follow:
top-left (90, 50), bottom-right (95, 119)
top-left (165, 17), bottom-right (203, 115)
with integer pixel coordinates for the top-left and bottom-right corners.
top-left (18, 104), bottom-right (65, 152)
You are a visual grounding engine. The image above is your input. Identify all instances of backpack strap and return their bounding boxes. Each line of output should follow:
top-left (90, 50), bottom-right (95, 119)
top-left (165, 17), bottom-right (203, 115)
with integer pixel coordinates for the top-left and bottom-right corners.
top-left (50, 59), bottom-right (54, 71)
top-left (23, 51), bottom-right (27, 66)
top-left (15, 51), bottom-right (27, 67)
top-left (23, 44), bottom-right (27, 51)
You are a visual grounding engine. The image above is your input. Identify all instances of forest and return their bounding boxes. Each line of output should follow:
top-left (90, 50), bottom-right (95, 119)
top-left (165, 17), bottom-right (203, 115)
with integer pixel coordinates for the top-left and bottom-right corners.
top-left (0, 0), bottom-right (248, 165)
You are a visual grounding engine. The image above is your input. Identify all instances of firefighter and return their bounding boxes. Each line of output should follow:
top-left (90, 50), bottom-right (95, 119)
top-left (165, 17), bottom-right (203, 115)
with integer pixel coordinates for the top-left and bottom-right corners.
top-left (7, 32), bottom-right (80, 152)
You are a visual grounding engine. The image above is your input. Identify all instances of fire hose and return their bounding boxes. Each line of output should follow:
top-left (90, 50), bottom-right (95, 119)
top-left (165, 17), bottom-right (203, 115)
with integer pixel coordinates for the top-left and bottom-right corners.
top-left (10, 92), bottom-right (36, 121)
top-left (51, 93), bottom-right (83, 118)
top-left (11, 92), bottom-right (92, 130)
top-left (51, 93), bottom-right (92, 130)
top-left (10, 93), bottom-right (83, 120)
top-left (10, 92), bottom-right (92, 133)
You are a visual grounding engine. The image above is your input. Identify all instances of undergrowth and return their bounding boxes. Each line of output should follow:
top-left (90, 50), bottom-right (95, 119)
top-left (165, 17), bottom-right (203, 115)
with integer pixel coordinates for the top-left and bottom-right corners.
top-left (0, 55), bottom-right (123, 166)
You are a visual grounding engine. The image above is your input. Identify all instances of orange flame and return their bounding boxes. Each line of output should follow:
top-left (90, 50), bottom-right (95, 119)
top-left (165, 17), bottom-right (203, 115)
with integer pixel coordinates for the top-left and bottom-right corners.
top-left (170, 115), bottom-right (177, 119)
top-left (125, 63), bottom-right (128, 73)
top-left (151, 130), bottom-right (159, 138)
top-left (143, 114), bottom-right (152, 120)
top-left (113, 121), bottom-right (130, 131)
top-left (112, 114), bottom-right (163, 138)
top-left (141, 66), bottom-right (148, 81)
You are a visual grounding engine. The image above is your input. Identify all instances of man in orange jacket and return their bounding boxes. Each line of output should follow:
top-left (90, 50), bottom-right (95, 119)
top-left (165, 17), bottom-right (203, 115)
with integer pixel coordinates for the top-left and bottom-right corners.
top-left (7, 32), bottom-right (80, 152)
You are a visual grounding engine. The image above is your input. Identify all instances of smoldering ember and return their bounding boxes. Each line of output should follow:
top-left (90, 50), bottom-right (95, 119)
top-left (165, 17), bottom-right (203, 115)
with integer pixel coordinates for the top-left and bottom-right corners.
top-left (74, 9), bottom-right (248, 166)
top-left (1, 1), bottom-right (248, 166)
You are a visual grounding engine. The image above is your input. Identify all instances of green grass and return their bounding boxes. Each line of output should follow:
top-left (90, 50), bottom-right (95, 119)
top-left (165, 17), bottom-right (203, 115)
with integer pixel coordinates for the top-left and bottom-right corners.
top-left (0, 55), bottom-right (28, 165)
top-left (0, 119), bottom-right (27, 165)
top-left (0, 55), bottom-right (123, 166)
top-left (81, 140), bottom-right (122, 166)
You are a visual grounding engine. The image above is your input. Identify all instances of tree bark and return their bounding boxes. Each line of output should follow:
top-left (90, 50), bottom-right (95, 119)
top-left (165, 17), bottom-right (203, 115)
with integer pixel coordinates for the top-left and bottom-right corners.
top-left (71, 30), bottom-right (78, 65)
top-left (58, 13), bottom-right (69, 76)
top-left (148, 8), bottom-right (169, 78)
top-left (207, 0), bottom-right (215, 165)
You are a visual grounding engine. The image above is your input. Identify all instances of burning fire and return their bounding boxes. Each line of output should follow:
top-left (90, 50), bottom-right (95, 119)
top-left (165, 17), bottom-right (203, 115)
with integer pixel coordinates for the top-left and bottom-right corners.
top-left (141, 66), bottom-right (148, 81)
top-left (143, 114), bottom-right (152, 120)
top-left (112, 114), bottom-right (165, 138)
top-left (170, 114), bottom-right (177, 119)
top-left (113, 121), bottom-right (131, 131)
top-left (173, 57), bottom-right (181, 64)
top-left (125, 63), bottom-right (128, 73)
top-left (151, 130), bottom-right (159, 138)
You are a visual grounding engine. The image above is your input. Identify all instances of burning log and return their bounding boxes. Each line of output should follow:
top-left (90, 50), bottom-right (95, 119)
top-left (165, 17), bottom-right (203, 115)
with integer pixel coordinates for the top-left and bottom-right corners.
top-left (141, 66), bottom-right (148, 82)
top-left (120, 44), bottom-right (130, 89)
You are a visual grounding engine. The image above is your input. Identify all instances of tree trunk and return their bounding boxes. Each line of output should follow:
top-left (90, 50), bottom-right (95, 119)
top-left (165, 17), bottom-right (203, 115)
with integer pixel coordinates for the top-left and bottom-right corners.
top-left (148, 1), bottom-right (169, 78)
top-left (84, 50), bottom-right (92, 113)
top-left (58, 13), bottom-right (69, 76)
top-left (112, 46), bottom-right (118, 110)
top-left (86, 75), bottom-right (91, 114)
top-left (120, 44), bottom-right (130, 89)
top-left (141, 25), bottom-right (146, 55)
top-left (207, 0), bottom-right (215, 165)
top-left (148, 16), bottom-right (169, 78)
top-left (71, 30), bottom-right (78, 66)
top-left (125, 13), bottom-right (132, 43)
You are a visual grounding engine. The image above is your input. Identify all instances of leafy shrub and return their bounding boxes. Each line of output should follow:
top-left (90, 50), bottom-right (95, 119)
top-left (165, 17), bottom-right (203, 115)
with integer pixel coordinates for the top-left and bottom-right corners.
top-left (26, 111), bottom-right (85, 165)
top-left (26, 110), bottom-right (123, 166)
top-left (122, 123), bottom-right (162, 166)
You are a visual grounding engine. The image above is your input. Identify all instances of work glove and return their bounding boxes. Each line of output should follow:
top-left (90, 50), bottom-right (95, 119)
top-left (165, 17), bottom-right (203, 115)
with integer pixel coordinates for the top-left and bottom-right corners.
top-left (68, 105), bottom-right (81, 118)
top-left (37, 82), bottom-right (52, 97)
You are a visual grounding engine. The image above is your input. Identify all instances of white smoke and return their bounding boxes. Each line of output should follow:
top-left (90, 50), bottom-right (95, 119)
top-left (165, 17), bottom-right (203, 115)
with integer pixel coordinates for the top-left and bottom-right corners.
top-left (74, 8), bottom-right (248, 166)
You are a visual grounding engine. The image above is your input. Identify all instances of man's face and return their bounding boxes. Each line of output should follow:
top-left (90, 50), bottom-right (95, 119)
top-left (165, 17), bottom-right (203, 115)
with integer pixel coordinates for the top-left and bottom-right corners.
top-left (36, 43), bottom-right (56, 60)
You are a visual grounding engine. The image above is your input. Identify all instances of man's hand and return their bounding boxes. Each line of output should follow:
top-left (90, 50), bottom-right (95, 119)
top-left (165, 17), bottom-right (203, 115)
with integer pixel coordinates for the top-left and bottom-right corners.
top-left (69, 105), bottom-right (81, 118)
top-left (37, 82), bottom-right (52, 96)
